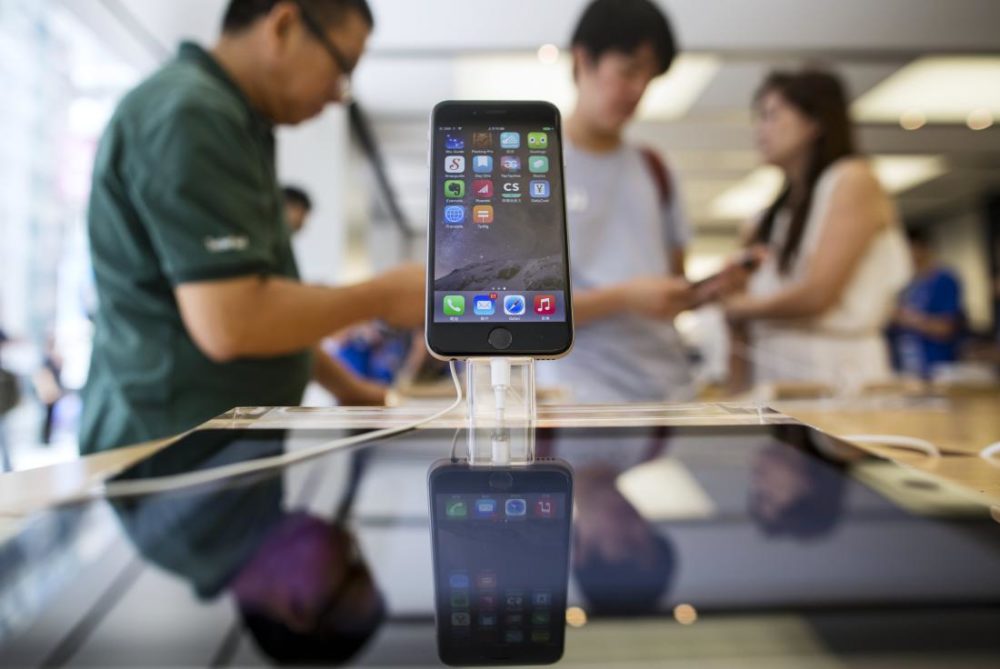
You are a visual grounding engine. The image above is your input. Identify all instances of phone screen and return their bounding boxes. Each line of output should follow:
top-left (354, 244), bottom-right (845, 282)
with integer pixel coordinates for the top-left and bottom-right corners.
top-left (429, 464), bottom-right (572, 665)
top-left (430, 117), bottom-right (569, 325)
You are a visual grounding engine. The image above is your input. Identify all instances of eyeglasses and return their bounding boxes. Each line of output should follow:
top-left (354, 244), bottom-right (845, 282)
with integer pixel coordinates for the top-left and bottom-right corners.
top-left (291, 0), bottom-right (354, 101)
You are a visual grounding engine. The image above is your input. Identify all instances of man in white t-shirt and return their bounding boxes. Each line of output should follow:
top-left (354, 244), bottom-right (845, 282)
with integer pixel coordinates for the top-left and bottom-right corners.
top-left (539, 0), bottom-right (695, 403)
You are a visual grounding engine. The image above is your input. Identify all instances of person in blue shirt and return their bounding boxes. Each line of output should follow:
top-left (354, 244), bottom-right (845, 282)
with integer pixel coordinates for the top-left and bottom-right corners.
top-left (888, 228), bottom-right (965, 378)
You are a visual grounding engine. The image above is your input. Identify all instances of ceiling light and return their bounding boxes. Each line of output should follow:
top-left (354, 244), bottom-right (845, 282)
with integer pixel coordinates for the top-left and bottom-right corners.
top-left (455, 54), bottom-right (576, 113)
top-left (899, 109), bottom-right (926, 130)
top-left (870, 155), bottom-right (947, 192)
top-left (967, 108), bottom-right (994, 130)
top-left (709, 155), bottom-right (947, 220)
top-left (709, 166), bottom-right (783, 220)
top-left (637, 54), bottom-right (720, 120)
top-left (853, 56), bottom-right (1000, 124)
top-left (537, 43), bottom-right (560, 65)
top-left (455, 53), bottom-right (718, 120)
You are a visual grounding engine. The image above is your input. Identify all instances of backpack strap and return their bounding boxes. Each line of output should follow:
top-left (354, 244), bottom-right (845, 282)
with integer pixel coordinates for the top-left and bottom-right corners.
top-left (639, 146), bottom-right (673, 206)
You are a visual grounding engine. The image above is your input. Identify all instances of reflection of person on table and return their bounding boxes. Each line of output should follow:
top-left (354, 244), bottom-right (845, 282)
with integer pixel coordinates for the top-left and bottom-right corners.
top-left (572, 462), bottom-right (676, 614)
top-left (540, 429), bottom-right (676, 614)
top-left (113, 433), bottom-right (384, 664)
top-left (749, 426), bottom-right (860, 539)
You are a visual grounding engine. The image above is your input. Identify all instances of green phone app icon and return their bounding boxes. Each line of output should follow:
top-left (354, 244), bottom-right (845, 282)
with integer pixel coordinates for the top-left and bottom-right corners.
top-left (527, 132), bottom-right (548, 149)
top-left (529, 156), bottom-right (549, 173)
top-left (446, 499), bottom-right (468, 518)
top-left (444, 180), bottom-right (465, 198)
top-left (443, 295), bottom-right (466, 316)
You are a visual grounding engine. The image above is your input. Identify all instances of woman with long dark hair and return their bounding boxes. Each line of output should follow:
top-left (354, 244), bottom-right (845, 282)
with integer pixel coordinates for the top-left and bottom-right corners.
top-left (725, 69), bottom-right (911, 392)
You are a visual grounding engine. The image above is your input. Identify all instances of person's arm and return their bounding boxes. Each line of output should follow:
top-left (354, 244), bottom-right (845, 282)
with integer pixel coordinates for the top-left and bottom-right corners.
top-left (572, 276), bottom-right (693, 326)
top-left (726, 161), bottom-right (885, 323)
top-left (176, 263), bottom-right (424, 363)
top-left (311, 346), bottom-right (388, 406)
top-left (894, 308), bottom-right (959, 340)
top-left (894, 274), bottom-right (962, 341)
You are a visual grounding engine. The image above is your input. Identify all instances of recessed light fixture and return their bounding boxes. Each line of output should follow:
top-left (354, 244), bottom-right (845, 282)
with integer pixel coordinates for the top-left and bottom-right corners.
top-left (967, 108), bottom-right (994, 130)
top-left (899, 109), bottom-right (926, 131)
top-left (853, 56), bottom-right (1000, 124)
top-left (537, 43), bottom-right (560, 65)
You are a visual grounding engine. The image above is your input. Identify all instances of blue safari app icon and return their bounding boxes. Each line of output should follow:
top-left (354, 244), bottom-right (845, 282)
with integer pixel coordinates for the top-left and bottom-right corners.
top-left (445, 133), bottom-right (464, 150)
top-left (505, 498), bottom-right (527, 517)
top-left (473, 294), bottom-right (496, 316)
top-left (503, 295), bottom-right (526, 316)
top-left (444, 205), bottom-right (465, 224)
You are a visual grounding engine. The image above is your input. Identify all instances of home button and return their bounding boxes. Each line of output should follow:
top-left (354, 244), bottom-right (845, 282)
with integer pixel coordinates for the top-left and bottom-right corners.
top-left (488, 328), bottom-right (513, 350)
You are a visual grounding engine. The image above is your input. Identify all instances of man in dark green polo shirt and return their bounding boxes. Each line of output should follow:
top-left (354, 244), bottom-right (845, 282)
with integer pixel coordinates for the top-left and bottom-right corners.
top-left (81, 0), bottom-right (424, 454)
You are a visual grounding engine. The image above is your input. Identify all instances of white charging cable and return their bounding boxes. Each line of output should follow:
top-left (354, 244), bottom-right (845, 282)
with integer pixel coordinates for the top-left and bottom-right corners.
top-left (490, 358), bottom-right (512, 466)
top-left (980, 441), bottom-right (1000, 468)
top-left (77, 360), bottom-right (465, 501)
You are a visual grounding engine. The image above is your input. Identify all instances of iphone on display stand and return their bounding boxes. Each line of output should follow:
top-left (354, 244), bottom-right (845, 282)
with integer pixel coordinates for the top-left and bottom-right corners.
top-left (425, 101), bottom-right (574, 360)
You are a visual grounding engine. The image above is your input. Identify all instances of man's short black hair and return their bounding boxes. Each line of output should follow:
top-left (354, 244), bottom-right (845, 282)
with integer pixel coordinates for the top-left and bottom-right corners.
top-left (282, 185), bottom-right (313, 211)
top-left (222, 0), bottom-right (374, 33)
top-left (571, 0), bottom-right (677, 75)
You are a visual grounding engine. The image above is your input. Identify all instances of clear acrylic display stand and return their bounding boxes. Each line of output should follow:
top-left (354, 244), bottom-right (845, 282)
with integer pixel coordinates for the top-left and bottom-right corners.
top-left (464, 358), bottom-right (536, 466)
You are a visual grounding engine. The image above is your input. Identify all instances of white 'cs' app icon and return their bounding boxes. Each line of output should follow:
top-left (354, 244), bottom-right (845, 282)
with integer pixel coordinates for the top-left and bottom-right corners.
top-left (444, 156), bottom-right (465, 173)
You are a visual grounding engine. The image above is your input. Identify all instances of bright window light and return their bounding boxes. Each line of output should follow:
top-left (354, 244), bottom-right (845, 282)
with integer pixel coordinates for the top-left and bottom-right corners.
top-left (853, 56), bottom-right (1000, 124)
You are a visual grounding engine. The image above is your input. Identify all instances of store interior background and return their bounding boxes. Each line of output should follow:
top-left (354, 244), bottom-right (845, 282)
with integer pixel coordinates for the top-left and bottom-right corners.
top-left (1, 0), bottom-right (998, 471)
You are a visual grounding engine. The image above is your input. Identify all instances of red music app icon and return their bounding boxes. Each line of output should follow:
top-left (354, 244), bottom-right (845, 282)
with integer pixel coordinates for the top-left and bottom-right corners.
top-left (533, 294), bottom-right (556, 315)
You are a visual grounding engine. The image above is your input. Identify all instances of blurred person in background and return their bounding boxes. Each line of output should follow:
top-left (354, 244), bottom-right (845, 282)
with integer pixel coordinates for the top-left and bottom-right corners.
top-left (538, 0), bottom-right (695, 404)
top-left (282, 184), bottom-right (313, 234)
top-left (32, 333), bottom-right (65, 445)
top-left (723, 70), bottom-right (911, 393)
top-left (81, 0), bottom-right (425, 454)
top-left (0, 328), bottom-right (17, 470)
top-left (887, 228), bottom-right (966, 379)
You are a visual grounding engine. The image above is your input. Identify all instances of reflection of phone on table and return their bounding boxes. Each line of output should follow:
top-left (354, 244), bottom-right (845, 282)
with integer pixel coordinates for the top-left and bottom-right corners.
top-left (428, 460), bottom-right (573, 666)
top-left (425, 100), bottom-right (574, 359)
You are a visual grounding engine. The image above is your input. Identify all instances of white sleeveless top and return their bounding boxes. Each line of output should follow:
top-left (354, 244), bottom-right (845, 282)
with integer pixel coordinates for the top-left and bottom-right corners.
top-left (747, 159), bottom-right (912, 391)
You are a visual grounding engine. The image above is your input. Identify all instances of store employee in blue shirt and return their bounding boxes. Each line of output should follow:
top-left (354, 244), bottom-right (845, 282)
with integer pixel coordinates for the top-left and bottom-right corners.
top-left (889, 229), bottom-right (965, 378)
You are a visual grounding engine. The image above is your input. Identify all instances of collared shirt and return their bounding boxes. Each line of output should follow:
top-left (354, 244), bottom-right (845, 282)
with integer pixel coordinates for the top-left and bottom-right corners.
top-left (81, 42), bottom-right (312, 454)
